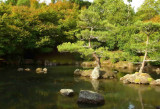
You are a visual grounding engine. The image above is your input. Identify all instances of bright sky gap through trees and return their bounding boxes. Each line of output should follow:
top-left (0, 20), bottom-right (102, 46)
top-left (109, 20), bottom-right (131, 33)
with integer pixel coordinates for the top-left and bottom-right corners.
top-left (1, 0), bottom-right (145, 12)
top-left (41, 0), bottom-right (145, 12)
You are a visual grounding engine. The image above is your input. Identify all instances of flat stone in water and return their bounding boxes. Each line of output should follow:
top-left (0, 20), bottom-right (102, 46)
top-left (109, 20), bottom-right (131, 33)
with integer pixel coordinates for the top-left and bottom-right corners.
top-left (77, 90), bottom-right (105, 105)
top-left (60, 89), bottom-right (74, 97)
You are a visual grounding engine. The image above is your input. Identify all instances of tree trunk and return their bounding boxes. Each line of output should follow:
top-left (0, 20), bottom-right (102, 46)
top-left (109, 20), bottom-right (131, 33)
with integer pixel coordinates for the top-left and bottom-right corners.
top-left (139, 35), bottom-right (149, 73)
top-left (89, 27), bottom-right (101, 67)
top-left (93, 53), bottom-right (101, 68)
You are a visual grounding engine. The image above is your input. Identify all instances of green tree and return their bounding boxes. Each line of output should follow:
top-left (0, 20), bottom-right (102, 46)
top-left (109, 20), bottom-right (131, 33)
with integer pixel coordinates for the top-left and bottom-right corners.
top-left (126, 21), bottom-right (160, 73)
top-left (93, 0), bottom-right (134, 26)
top-left (136, 0), bottom-right (157, 21)
top-left (17, 0), bottom-right (30, 6)
top-left (5, 0), bottom-right (18, 5)
top-left (51, 0), bottom-right (56, 3)
top-left (58, 6), bottom-right (116, 67)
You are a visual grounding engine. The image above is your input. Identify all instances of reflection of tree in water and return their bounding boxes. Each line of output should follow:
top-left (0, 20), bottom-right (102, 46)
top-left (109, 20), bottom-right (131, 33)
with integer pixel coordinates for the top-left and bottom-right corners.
top-left (0, 82), bottom-right (58, 109)
top-left (126, 84), bottom-right (160, 109)
top-left (138, 90), bottom-right (144, 109)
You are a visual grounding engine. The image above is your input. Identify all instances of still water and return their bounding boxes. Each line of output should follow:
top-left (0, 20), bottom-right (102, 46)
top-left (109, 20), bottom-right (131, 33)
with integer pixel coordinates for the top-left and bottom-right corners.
top-left (0, 66), bottom-right (160, 109)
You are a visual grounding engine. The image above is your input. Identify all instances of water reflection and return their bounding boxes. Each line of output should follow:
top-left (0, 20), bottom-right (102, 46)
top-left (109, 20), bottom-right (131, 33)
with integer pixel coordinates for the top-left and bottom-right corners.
top-left (91, 79), bottom-right (99, 91)
top-left (128, 102), bottom-right (135, 109)
top-left (0, 66), bottom-right (160, 109)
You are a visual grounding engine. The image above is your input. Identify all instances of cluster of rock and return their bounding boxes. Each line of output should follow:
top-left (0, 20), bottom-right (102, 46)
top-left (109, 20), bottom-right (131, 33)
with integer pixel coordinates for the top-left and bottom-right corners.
top-left (75, 66), bottom-right (160, 86)
top-left (120, 72), bottom-right (153, 84)
top-left (120, 72), bottom-right (160, 86)
top-left (36, 68), bottom-right (47, 74)
top-left (74, 67), bottom-right (116, 79)
top-left (60, 89), bottom-right (105, 105)
top-left (44, 60), bottom-right (57, 66)
top-left (17, 67), bottom-right (47, 74)
top-left (17, 68), bottom-right (31, 72)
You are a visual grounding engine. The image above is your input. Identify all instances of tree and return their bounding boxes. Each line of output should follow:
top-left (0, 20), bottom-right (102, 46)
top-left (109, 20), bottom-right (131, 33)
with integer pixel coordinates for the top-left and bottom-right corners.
top-left (127, 0), bottom-right (133, 25)
top-left (30, 0), bottom-right (39, 8)
top-left (93, 0), bottom-right (134, 26)
top-left (51, 0), bottom-right (56, 3)
top-left (17, 0), bottom-right (30, 6)
top-left (5, 0), bottom-right (18, 5)
top-left (136, 0), bottom-right (157, 21)
top-left (155, 0), bottom-right (160, 14)
top-left (58, 6), bottom-right (116, 67)
top-left (126, 21), bottom-right (160, 73)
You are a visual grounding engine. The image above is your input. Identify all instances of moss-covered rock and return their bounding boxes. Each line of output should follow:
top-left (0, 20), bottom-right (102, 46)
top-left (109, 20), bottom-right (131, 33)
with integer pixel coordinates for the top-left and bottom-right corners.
top-left (150, 79), bottom-right (160, 86)
top-left (74, 69), bottom-right (92, 77)
top-left (81, 70), bottom-right (92, 77)
top-left (120, 72), bottom-right (154, 85)
top-left (74, 67), bottom-right (117, 79)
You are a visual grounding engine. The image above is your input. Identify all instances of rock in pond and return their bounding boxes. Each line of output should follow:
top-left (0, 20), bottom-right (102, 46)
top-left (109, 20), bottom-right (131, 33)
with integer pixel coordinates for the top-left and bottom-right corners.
top-left (102, 72), bottom-right (116, 79)
top-left (36, 68), bottom-right (44, 73)
top-left (156, 106), bottom-right (160, 109)
top-left (43, 68), bottom-right (47, 74)
top-left (81, 70), bottom-right (92, 77)
top-left (17, 68), bottom-right (23, 72)
top-left (150, 79), bottom-right (160, 86)
top-left (120, 72), bottom-right (153, 84)
top-left (156, 68), bottom-right (160, 74)
top-left (77, 90), bottom-right (105, 105)
top-left (25, 68), bottom-right (31, 72)
top-left (74, 69), bottom-right (92, 77)
top-left (90, 67), bottom-right (100, 79)
top-left (60, 89), bottom-right (74, 97)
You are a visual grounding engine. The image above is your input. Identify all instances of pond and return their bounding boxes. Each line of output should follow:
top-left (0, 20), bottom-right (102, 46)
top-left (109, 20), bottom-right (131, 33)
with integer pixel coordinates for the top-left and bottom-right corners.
top-left (0, 66), bottom-right (160, 109)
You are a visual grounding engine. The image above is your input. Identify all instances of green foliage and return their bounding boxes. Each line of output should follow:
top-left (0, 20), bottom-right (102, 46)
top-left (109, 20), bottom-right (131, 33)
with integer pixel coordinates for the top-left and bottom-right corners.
top-left (123, 21), bottom-right (160, 66)
top-left (58, 41), bottom-right (94, 56)
top-left (0, 0), bottom-right (160, 67)
top-left (5, 0), bottom-right (18, 5)
top-left (93, 0), bottom-right (135, 26)
top-left (148, 78), bottom-right (153, 82)
top-left (149, 61), bottom-right (160, 66)
top-left (0, 1), bottom-right (79, 58)
top-left (17, 0), bottom-right (30, 6)
top-left (136, 0), bottom-right (158, 20)
top-left (40, 47), bottom-right (53, 53)
top-left (111, 58), bottom-right (119, 63)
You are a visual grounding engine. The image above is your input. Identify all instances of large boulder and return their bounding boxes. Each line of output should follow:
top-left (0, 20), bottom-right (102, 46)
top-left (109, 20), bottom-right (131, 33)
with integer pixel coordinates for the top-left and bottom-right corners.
top-left (120, 72), bottom-right (153, 84)
top-left (77, 90), bottom-right (105, 105)
top-left (90, 67), bottom-right (100, 79)
top-left (150, 79), bottom-right (160, 86)
top-left (60, 89), bottom-right (74, 97)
